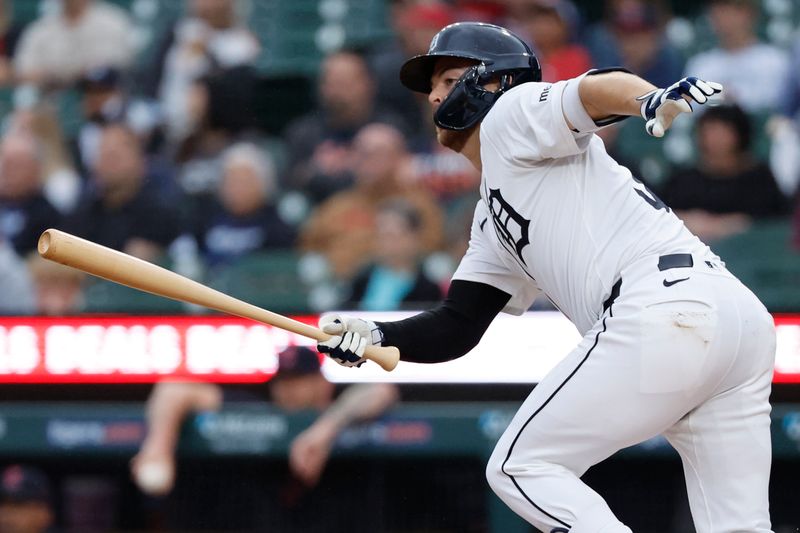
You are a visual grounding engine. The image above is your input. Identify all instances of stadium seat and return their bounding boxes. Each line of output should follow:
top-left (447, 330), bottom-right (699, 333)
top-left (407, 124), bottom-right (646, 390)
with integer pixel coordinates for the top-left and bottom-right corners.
top-left (53, 89), bottom-right (83, 138)
top-left (615, 118), bottom-right (673, 186)
top-left (711, 220), bottom-right (800, 312)
top-left (11, 0), bottom-right (42, 26)
top-left (250, 0), bottom-right (390, 76)
top-left (207, 251), bottom-right (311, 314)
top-left (0, 87), bottom-right (14, 121)
top-left (750, 110), bottom-right (774, 161)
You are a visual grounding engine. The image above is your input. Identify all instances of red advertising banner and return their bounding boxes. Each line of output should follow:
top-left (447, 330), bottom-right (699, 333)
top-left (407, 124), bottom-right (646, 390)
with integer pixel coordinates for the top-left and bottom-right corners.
top-left (0, 315), bottom-right (317, 383)
top-left (0, 313), bottom-right (798, 384)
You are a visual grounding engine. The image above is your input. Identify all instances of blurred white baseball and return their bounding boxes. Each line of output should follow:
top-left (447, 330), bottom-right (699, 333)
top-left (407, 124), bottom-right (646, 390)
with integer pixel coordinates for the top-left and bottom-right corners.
top-left (134, 461), bottom-right (173, 496)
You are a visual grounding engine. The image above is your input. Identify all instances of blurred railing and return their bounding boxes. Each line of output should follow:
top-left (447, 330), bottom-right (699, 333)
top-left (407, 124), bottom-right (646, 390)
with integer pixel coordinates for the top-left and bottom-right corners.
top-left (0, 402), bottom-right (799, 531)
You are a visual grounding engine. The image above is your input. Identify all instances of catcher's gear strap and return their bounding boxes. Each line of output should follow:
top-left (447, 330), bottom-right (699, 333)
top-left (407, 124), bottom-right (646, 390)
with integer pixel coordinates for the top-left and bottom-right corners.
top-left (376, 280), bottom-right (511, 363)
top-left (563, 68), bottom-right (632, 133)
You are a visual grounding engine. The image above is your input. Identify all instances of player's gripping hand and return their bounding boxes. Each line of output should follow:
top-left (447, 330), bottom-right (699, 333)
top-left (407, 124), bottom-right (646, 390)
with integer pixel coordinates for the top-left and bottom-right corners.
top-left (636, 77), bottom-right (723, 137)
top-left (317, 314), bottom-right (383, 368)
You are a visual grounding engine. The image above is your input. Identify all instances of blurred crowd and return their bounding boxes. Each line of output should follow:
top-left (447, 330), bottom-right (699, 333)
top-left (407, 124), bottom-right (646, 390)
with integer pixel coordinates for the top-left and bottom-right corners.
top-left (0, 0), bottom-right (798, 318)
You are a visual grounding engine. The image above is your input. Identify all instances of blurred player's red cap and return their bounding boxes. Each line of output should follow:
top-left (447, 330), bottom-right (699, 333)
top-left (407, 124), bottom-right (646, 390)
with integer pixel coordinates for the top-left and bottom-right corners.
top-left (274, 346), bottom-right (321, 379)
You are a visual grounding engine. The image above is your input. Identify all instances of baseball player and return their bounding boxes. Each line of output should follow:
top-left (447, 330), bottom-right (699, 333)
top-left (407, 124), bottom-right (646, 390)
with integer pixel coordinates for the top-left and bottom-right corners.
top-left (317, 22), bottom-right (776, 533)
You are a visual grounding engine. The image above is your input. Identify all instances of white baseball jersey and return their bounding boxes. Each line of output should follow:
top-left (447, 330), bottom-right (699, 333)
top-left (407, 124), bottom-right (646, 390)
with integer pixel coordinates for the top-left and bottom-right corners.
top-left (452, 76), bottom-right (711, 334)
top-left (462, 75), bottom-right (775, 532)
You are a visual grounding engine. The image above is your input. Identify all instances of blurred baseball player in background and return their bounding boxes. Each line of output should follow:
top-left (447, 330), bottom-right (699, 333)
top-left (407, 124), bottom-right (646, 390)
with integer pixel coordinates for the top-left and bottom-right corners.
top-left (131, 346), bottom-right (398, 495)
top-left (317, 22), bottom-right (776, 533)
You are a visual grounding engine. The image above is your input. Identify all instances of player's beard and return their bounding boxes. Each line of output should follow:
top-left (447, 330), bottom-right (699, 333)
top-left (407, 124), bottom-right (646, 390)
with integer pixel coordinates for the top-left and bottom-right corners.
top-left (435, 124), bottom-right (477, 153)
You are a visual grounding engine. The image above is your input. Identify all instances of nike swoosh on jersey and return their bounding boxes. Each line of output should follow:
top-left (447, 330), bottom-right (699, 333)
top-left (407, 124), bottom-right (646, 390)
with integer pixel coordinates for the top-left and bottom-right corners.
top-left (663, 277), bottom-right (690, 287)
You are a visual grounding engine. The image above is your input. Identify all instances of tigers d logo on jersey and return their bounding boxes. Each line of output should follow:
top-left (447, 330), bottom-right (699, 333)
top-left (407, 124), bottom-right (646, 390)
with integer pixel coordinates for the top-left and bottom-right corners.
top-left (488, 187), bottom-right (531, 266)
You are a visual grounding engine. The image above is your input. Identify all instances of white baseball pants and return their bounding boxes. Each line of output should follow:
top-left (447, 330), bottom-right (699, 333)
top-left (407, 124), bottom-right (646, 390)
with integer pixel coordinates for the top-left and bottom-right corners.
top-left (486, 254), bottom-right (776, 533)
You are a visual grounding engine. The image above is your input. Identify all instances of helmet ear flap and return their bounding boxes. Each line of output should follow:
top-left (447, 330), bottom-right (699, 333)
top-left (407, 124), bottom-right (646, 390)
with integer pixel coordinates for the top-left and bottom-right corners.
top-left (474, 65), bottom-right (512, 92)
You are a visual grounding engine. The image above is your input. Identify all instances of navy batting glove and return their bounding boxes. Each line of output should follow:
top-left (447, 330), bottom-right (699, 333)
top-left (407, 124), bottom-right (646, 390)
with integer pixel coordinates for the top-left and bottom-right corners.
top-left (636, 77), bottom-right (723, 137)
top-left (318, 330), bottom-right (368, 367)
top-left (317, 314), bottom-right (383, 368)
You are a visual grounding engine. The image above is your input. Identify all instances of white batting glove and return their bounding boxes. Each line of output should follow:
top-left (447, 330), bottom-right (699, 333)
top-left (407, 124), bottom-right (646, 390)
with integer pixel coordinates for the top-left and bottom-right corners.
top-left (317, 313), bottom-right (383, 368)
top-left (636, 77), bottom-right (723, 137)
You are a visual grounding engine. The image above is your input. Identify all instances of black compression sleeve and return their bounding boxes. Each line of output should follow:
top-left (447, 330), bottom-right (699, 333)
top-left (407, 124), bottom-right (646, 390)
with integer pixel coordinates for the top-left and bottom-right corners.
top-left (376, 280), bottom-right (511, 364)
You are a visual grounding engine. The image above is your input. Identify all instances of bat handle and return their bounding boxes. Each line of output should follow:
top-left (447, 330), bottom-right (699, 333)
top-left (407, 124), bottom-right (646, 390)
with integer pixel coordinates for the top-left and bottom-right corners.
top-left (364, 344), bottom-right (401, 371)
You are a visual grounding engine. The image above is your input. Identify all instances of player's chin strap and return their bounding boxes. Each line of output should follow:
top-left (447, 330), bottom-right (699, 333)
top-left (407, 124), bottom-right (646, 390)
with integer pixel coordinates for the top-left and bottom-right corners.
top-left (434, 65), bottom-right (515, 132)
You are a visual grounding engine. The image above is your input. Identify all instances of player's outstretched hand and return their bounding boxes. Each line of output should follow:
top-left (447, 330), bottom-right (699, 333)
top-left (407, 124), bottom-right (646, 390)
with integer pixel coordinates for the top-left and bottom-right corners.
top-left (317, 313), bottom-right (383, 368)
top-left (636, 77), bottom-right (723, 137)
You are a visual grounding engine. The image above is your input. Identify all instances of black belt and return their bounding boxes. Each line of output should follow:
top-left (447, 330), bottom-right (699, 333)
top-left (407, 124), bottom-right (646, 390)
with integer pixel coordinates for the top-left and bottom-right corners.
top-left (602, 253), bottom-right (695, 313)
top-left (657, 253), bottom-right (693, 271)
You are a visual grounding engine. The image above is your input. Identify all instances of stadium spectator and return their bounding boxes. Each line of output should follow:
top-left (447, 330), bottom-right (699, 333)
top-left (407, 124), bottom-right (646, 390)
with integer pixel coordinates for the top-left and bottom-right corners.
top-left (0, 132), bottom-right (62, 255)
top-left (300, 123), bottom-right (443, 281)
top-left (505, 0), bottom-right (591, 82)
top-left (154, 0), bottom-right (261, 144)
top-left (683, 0), bottom-right (790, 113)
top-left (131, 345), bottom-right (398, 496)
top-left (173, 68), bottom-right (262, 196)
top-left (0, 464), bottom-right (55, 533)
top-left (0, 0), bottom-right (24, 86)
top-left (8, 104), bottom-right (82, 214)
top-left (193, 142), bottom-right (295, 268)
top-left (769, 36), bottom-right (800, 200)
top-left (369, 3), bottom-right (480, 214)
top-left (585, 0), bottom-right (683, 88)
top-left (67, 123), bottom-right (182, 261)
top-left (0, 237), bottom-right (35, 315)
top-left (73, 66), bottom-right (130, 172)
top-left (369, 1), bottom-right (455, 140)
top-left (660, 104), bottom-right (790, 242)
top-left (13, 0), bottom-right (134, 88)
top-left (344, 199), bottom-right (443, 311)
top-left (456, 0), bottom-right (508, 22)
top-left (284, 50), bottom-right (404, 204)
top-left (401, 139), bottom-right (481, 217)
top-left (781, 34), bottom-right (800, 119)
top-left (74, 66), bottom-right (178, 201)
top-left (26, 254), bottom-right (85, 315)
top-left (767, 113), bottom-right (800, 200)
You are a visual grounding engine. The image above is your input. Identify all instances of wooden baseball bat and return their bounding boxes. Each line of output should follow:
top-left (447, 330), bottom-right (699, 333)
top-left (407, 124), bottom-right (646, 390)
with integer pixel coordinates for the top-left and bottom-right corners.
top-left (37, 229), bottom-right (400, 371)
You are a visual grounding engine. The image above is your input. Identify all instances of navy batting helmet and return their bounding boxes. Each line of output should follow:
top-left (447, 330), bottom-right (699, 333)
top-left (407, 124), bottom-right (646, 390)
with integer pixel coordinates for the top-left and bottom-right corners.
top-left (400, 22), bottom-right (541, 131)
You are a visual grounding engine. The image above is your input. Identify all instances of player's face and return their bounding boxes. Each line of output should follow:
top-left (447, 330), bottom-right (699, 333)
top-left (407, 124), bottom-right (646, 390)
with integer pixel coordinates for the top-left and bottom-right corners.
top-left (428, 59), bottom-right (472, 108)
top-left (429, 58), bottom-right (479, 152)
top-left (270, 374), bottom-right (332, 412)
